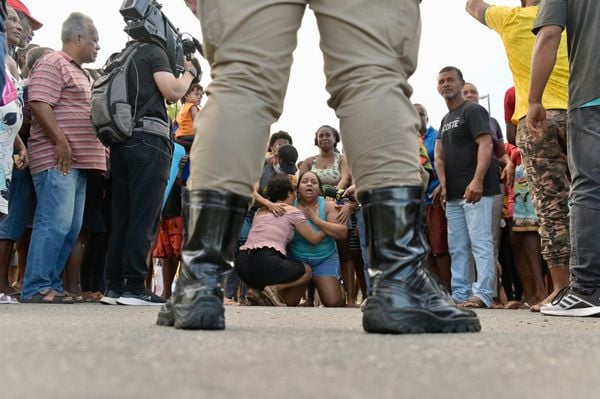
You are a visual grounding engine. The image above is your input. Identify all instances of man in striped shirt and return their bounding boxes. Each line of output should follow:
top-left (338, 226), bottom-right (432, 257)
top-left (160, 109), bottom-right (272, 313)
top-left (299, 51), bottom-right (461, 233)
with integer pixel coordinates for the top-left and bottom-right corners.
top-left (20, 12), bottom-right (106, 303)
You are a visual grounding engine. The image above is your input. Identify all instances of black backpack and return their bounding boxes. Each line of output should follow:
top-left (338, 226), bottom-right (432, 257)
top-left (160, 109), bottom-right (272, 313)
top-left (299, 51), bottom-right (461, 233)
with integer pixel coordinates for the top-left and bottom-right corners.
top-left (91, 41), bottom-right (161, 146)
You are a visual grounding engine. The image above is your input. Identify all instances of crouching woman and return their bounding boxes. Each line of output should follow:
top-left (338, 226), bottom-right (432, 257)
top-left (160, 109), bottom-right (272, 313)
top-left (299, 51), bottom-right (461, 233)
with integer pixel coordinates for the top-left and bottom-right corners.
top-left (234, 174), bottom-right (325, 306)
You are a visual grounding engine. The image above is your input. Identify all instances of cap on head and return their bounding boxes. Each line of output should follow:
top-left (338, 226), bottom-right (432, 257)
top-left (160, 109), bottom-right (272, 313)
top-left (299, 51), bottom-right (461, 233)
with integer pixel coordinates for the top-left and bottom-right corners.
top-left (276, 144), bottom-right (299, 175)
top-left (7, 0), bottom-right (42, 30)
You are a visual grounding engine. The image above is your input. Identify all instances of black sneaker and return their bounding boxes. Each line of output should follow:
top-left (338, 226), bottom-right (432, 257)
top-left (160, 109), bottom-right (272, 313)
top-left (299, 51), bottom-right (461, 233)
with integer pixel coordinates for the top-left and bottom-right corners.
top-left (117, 290), bottom-right (166, 306)
top-left (541, 287), bottom-right (600, 317)
top-left (100, 289), bottom-right (121, 305)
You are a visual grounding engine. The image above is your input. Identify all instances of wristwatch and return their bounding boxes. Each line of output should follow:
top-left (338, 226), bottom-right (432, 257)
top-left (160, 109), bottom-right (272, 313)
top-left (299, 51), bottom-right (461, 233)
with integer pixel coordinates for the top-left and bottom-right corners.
top-left (186, 67), bottom-right (198, 78)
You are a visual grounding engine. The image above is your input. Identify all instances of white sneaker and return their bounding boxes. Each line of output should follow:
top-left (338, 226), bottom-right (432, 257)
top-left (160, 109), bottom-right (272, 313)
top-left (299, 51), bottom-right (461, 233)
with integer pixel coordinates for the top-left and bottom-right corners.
top-left (99, 289), bottom-right (121, 305)
top-left (116, 290), bottom-right (166, 306)
top-left (540, 287), bottom-right (600, 317)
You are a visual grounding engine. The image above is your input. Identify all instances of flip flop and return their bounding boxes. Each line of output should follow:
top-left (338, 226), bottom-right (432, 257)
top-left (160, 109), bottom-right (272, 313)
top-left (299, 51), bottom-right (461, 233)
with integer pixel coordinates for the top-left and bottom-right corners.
top-left (63, 291), bottom-right (84, 303)
top-left (247, 288), bottom-right (273, 306)
top-left (83, 291), bottom-right (104, 302)
top-left (461, 296), bottom-right (488, 308)
top-left (20, 289), bottom-right (75, 304)
top-left (505, 300), bottom-right (526, 310)
top-left (263, 286), bottom-right (286, 307)
top-left (0, 292), bottom-right (19, 304)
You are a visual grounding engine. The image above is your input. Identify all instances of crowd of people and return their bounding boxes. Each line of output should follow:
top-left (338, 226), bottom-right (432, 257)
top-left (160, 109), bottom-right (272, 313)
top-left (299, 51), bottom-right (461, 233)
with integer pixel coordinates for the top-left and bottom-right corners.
top-left (1, 0), bottom-right (599, 333)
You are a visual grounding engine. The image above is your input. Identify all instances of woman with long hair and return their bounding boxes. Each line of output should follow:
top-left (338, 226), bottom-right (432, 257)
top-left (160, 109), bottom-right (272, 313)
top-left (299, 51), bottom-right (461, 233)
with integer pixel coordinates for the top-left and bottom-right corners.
top-left (299, 125), bottom-right (359, 305)
top-left (288, 171), bottom-right (347, 307)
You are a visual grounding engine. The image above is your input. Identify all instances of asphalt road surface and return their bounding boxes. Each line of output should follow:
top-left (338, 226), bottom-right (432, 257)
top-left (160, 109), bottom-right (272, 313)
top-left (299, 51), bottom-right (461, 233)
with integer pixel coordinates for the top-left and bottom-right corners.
top-left (1, 304), bottom-right (598, 399)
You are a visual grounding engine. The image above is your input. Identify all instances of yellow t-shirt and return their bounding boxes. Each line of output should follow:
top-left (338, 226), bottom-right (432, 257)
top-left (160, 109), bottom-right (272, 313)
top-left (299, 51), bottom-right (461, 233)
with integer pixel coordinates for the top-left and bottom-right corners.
top-left (485, 5), bottom-right (569, 124)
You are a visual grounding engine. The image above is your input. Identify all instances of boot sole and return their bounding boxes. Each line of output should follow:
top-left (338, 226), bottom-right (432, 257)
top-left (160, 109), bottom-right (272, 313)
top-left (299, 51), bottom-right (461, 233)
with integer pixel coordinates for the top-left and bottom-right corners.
top-left (363, 300), bottom-right (481, 334)
top-left (173, 295), bottom-right (225, 330)
top-left (156, 304), bottom-right (174, 327)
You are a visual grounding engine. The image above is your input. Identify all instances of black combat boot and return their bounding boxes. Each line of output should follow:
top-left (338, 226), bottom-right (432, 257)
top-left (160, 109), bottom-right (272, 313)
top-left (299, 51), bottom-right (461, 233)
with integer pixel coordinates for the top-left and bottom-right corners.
top-left (156, 190), bottom-right (249, 330)
top-left (359, 187), bottom-right (481, 334)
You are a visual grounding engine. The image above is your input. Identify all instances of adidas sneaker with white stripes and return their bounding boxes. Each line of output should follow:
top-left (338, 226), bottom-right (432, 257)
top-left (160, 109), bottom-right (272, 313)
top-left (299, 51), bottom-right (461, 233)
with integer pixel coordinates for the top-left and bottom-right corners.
top-left (541, 287), bottom-right (600, 317)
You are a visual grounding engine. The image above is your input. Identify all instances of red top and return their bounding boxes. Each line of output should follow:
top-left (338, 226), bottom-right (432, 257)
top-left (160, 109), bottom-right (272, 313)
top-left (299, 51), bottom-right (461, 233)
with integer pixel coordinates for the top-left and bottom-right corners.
top-left (504, 86), bottom-right (516, 125)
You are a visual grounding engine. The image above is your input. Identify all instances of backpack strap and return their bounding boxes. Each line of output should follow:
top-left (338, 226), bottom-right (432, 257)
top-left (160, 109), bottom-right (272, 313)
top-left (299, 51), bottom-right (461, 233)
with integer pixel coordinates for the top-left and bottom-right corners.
top-left (134, 90), bottom-right (161, 126)
top-left (128, 42), bottom-right (165, 132)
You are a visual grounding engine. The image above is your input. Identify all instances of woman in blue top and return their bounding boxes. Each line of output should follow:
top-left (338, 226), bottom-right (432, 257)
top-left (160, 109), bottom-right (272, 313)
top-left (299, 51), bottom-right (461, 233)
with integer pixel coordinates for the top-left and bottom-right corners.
top-left (288, 171), bottom-right (347, 307)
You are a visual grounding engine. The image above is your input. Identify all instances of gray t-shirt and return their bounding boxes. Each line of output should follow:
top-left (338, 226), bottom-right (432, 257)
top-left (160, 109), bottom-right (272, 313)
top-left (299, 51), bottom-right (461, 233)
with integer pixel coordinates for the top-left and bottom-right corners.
top-left (533, 0), bottom-right (600, 109)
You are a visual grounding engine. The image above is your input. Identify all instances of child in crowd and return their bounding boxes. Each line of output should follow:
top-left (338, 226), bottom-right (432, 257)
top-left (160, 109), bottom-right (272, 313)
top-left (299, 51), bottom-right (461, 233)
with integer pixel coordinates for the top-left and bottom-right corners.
top-left (175, 83), bottom-right (203, 151)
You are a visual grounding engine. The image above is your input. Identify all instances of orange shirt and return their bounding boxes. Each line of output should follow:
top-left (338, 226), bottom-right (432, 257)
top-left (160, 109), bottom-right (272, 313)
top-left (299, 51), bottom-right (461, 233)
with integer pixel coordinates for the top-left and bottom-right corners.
top-left (175, 103), bottom-right (199, 137)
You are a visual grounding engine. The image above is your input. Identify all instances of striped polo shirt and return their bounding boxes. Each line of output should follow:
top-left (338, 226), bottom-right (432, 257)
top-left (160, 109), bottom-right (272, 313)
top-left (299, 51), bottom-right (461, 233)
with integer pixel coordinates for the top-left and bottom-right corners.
top-left (27, 51), bottom-right (106, 174)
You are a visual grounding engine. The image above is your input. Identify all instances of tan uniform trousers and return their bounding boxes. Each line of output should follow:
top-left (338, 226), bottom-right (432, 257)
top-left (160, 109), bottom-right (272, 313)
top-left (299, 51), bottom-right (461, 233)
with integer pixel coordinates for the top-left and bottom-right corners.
top-left (191, 0), bottom-right (423, 197)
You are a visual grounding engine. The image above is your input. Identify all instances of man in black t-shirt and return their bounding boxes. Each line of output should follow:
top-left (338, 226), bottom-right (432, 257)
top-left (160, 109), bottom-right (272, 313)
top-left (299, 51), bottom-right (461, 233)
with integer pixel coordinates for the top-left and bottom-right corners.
top-left (463, 81), bottom-right (516, 306)
top-left (433, 66), bottom-right (500, 309)
top-left (101, 41), bottom-right (198, 306)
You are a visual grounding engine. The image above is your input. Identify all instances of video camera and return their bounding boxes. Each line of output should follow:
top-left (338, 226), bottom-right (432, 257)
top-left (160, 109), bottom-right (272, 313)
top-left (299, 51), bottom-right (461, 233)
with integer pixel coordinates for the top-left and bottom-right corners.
top-left (119, 0), bottom-right (203, 77)
top-left (323, 186), bottom-right (356, 203)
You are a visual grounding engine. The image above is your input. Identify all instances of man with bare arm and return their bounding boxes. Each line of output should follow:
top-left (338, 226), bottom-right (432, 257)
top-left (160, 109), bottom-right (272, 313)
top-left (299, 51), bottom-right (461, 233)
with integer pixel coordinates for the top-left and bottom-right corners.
top-left (527, 0), bottom-right (600, 317)
top-left (466, 0), bottom-right (571, 311)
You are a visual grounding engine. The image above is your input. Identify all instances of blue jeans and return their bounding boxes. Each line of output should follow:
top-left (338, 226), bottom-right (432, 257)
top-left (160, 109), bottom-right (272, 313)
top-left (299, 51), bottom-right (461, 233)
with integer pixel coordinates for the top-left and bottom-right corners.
top-left (0, 167), bottom-right (35, 241)
top-left (290, 251), bottom-right (340, 278)
top-left (446, 196), bottom-right (495, 306)
top-left (22, 169), bottom-right (87, 299)
top-left (568, 106), bottom-right (600, 290)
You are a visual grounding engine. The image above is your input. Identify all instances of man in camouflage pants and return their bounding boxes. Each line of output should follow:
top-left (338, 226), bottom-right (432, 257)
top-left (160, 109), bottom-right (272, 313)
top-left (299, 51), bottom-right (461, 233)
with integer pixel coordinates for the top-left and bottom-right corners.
top-left (466, 0), bottom-right (570, 310)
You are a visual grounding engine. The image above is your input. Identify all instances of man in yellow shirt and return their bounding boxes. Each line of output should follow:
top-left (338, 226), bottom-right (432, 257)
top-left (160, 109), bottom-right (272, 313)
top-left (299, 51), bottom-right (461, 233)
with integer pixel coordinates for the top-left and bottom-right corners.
top-left (466, 0), bottom-right (570, 311)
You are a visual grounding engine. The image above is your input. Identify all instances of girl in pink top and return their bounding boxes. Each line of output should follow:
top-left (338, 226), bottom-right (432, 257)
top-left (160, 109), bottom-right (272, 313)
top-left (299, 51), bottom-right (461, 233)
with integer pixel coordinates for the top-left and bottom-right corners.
top-left (235, 174), bottom-right (325, 306)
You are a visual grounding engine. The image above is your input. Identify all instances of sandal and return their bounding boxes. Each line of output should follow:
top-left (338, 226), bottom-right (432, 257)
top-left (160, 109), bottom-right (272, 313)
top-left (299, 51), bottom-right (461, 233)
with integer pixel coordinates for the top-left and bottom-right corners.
top-left (0, 291), bottom-right (19, 304)
top-left (247, 288), bottom-right (273, 306)
top-left (64, 291), bottom-right (84, 303)
top-left (505, 300), bottom-right (526, 310)
top-left (83, 291), bottom-right (104, 302)
top-left (263, 286), bottom-right (286, 307)
top-left (223, 297), bottom-right (239, 306)
top-left (460, 295), bottom-right (488, 308)
top-left (21, 289), bottom-right (76, 304)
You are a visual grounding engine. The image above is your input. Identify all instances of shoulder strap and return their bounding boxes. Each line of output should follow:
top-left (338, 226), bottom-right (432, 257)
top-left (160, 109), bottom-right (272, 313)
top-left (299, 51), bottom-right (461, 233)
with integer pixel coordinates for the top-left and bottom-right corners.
top-left (135, 91), bottom-right (161, 125)
top-left (128, 42), bottom-right (162, 126)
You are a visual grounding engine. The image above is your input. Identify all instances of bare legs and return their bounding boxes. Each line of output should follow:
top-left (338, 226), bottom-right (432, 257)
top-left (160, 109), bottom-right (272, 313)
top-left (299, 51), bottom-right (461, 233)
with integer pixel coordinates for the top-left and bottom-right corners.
top-left (511, 230), bottom-right (548, 311)
top-left (313, 276), bottom-right (344, 307)
top-left (264, 265), bottom-right (313, 306)
top-left (63, 231), bottom-right (90, 299)
top-left (161, 256), bottom-right (179, 299)
top-left (0, 239), bottom-right (15, 294)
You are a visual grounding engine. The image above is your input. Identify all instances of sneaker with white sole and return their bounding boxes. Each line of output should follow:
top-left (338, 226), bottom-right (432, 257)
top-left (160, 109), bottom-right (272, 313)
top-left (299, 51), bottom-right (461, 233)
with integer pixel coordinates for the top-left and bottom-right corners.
top-left (117, 290), bottom-right (166, 306)
top-left (100, 289), bottom-right (121, 305)
top-left (540, 287), bottom-right (600, 317)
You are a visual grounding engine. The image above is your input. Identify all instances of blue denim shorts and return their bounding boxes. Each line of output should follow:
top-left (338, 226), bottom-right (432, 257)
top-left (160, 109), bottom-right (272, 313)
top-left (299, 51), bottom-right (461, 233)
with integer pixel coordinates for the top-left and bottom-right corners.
top-left (292, 252), bottom-right (340, 278)
top-left (0, 168), bottom-right (35, 241)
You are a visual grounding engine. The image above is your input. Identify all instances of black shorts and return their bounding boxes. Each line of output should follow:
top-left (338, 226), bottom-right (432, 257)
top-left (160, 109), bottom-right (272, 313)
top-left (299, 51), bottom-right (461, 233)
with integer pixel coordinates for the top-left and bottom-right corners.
top-left (234, 248), bottom-right (305, 289)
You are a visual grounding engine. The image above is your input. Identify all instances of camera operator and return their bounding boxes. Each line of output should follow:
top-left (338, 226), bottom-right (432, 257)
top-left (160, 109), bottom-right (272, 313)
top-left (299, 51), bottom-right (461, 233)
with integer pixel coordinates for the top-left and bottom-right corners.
top-left (101, 35), bottom-right (199, 306)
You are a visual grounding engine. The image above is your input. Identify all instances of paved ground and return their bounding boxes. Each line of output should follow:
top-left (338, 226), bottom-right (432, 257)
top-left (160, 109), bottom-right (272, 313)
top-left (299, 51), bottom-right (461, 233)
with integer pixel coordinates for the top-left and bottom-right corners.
top-left (1, 304), bottom-right (598, 399)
